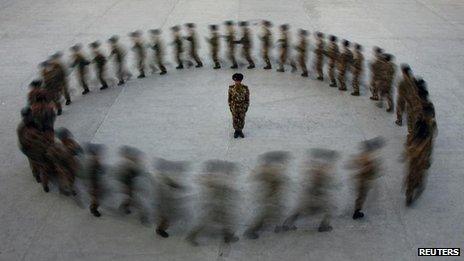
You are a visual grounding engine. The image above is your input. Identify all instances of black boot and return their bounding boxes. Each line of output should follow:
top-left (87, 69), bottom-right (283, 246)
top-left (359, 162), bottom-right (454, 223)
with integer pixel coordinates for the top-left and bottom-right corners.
top-left (43, 185), bottom-right (49, 193)
top-left (118, 80), bottom-right (125, 86)
top-left (100, 84), bottom-right (108, 90)
top-left (230, 63), bottom-right (238, 69)
top-left (233, 131), bottom-right (240, 139)
top-left (176, 64), bottom-right (184, 69)
top-left (224, 234), bottom-right (239, 244)
top-left (317, 76), bottom-right (323, 81)
top-left (351, 91), bottom-right (360, 96)
top-left (82, 89), bottom-right (90, 95)
top-left (395, 119), bottom-right (402, 126)
top-left (329, 82), bottom-right (337, 87)
top-left (195, 62), bottom-right (203, 68)
top-left (238, 130), bottom-right (245, 138)
top-left (352, 209), bottom-right (364, 220)
top-left (160, 70), bottom-right (167, 75)
top-left (156, 228), bottom-right (169, 238)
top-left (65, 100), bottom-right (72, 105)
top-left (244, 230), bottom-right (259, 240)
top-left (213, 62), bottom-right (221, 69)
top-left (301, 72), bottom-right (309, 77)
top-left (263, 64), bottom-right (272, 70)
top-left (57, 108), bottom-right (62, 116)
top-left (318, 223), bottom-right (332, 232)
top-left (247, 63), bottom-right (255, 69)
top-left (137, 73), bottom-right (146, 78)
top-left (91, 207), bottom-right (101, 217)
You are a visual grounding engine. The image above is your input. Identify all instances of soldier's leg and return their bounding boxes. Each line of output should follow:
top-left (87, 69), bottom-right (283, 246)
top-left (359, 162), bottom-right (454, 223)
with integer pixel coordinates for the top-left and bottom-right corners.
top-left (386, 91), bottom-right (393, 112)
top-left (318, 213), bottom-right (332, 232)
top-left (263, 49), bottom-right (272, 69)
top-left (369, 77), bottom-right (378, 100)
top-left (277, 52), bottom-right (285, 72)
top-left (117, 64), bottom-right (125, 85)
top-left (98, 70), bottom-right (108, 90)
top-left (245, 50), bottom-right (255, 69)
top-left (351, 71), bottom-right (360, 95)
top-left (156, 216), bottom-right (170, 238)
top-left (186, 223), bottom-right (207, 246)
top-left (329, 64), bottom-right (337, 86)
top-left (78, 73), bottom-right (90, 94)
top-left (62, 84), bottom-right (71, 105)
top-left (282, 212), bottom-right (300, 231)
top-left (212, 51), bottom-right (220, 69)
top-left (396, 97), bottom-right (405, 125)
top-left (28, 159), bottom-right (41, 183)
top-left (299, 57), bottom-right (308, 77)
top-left (53, 94), bottom-right (62, 115)
top-left (192, 51), bottom-right (203, 67)
top-left (138, 60), bottom-right (146, 78)
top-left (316, 59), bottom-right (324, 80)
top-left (338, 70), bottom-right (347, 90)
top-left (90, 188), bottom-right (101, 217)
top-left (353, 183), bottom-right (368, 219)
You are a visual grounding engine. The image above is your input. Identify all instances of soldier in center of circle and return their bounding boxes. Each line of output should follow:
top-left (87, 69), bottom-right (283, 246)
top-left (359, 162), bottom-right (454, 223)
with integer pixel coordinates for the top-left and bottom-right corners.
top-left (228, 73), bottom-right (250, 139)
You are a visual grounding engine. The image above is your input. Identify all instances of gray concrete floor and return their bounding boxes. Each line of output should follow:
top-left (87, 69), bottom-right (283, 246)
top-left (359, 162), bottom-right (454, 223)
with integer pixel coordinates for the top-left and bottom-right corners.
top-left (1, 0), bottom-right (464, 260)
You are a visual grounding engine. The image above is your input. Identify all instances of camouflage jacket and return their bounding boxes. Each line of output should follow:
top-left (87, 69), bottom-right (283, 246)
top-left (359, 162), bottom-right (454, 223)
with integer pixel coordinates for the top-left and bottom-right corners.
top-left (228, 83), bottom-right (250, 113)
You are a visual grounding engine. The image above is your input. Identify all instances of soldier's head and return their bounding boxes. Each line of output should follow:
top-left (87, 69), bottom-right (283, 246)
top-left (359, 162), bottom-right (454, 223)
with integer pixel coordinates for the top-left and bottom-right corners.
top-left (259, 151), bottom-right (291, 166)
top-left (85, 143), bottom-right (105, 159)
top-left (329, 35), bottom-right (337, 42)
top-left (280, 24), bottom-right (289, 31)
top-left (56, 127), bottom-right (73, 141)
top-left (232, 73), bottom-right (244, 83)
top-left (401, 64), bottom-right (412, 78)
top-left (89, 41), bottom-right (101, 50)
top-left (50, 52), bottom-right (63, 61)
top-left (39, 60), bottom-right (50, 70)
top-left (354, 43), bottom-right (362, 51)
top-left (129, 30), bottom-right (142, 40)
top-left (149, 29), bottom-right (161, 36)
top-left (373, 46), bottom-right (384, 56)
top-left (209, 24), bottom-right (218, 31)
top-left (361, 136), bottom-right (385, 153)
top-left (224, 20), bottom-right (234, 27)
top-left (262, 20), bottom-right (272, 27)
top-left (383, 53), bottom-right (394, 62)
top-left (171, 25), bottom-right (180, 33)
top-left (239, 21), bottom-right (249, 27)
top-left (29, 79), bottom-right (42, 89)
top-left (315, 31), bottom-right (324, 38)
top-left (108, 35), bottom-right (119, 44)
top-left (298, 29), bottom-right (308, 36)
top-left (185, 23), bottom-right (195, 28)
top-left (119, 145), bottom-right (142, 162)
top-left (342, 39), bottom-right (350, 47)
top-left (416, 78), bottom-right (429, 100)
top-left (70, 44), bottom-right (82, 52)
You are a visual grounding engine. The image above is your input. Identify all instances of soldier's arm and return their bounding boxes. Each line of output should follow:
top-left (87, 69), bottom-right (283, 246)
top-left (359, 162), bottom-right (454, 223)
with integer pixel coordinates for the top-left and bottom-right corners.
top-left (245, 86), bottom-right (250, 110)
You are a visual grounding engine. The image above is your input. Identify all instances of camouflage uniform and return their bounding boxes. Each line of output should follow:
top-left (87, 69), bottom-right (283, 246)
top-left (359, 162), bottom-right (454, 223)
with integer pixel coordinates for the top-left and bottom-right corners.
top-left (207, 25), bottom-right (221, 69)
top-left (337, 41), bottom-right (353, 91)
top-left (85, 143), bottom-right (105, 217)
top-left (149, 30), bottom-right (167, 74)
top-left (224, 21), bottom-right (238, 69)
top-left (41, 62), bottom-right (63, 115)
top-left (261, 21), bottom-right (273, 69)
top-left (130, 32), bottom-right (146, 78)
top-left (117, 146), bottom-right (144, 214)
top-left (108, 36), bottom-right (130, 85)
top-left (314, 32), bottom-right (325, 81)
top-left (50, 54), bottom-right (71, 105)
top-left (184, 23), bottom-right (203, 67)
top-left (369, 48), bottom-right (384, 100)
top-left (70, 46), bottom-right (91, 94)
top-left (276, 25), bottom-right (290, 72)
top-left (90, 42), bottom-right (109, 90)
top-left (171, 26), bottom-right (184, 69)
top-left (326, 37), bottom-right (339, 86)
top-left (228, 83), bottom-right (250, 132)
top-left (295, 30), bottom-right (309, 77)
top-left (236, 22), bottom-right (255, 69)
top-left (351, 45), bottom-right (364, 95)
top-left (376, 55), bottom-right (396, 112)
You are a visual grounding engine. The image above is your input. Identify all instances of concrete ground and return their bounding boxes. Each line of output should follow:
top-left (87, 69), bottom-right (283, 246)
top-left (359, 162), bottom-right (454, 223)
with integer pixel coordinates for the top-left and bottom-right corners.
top-left (1, 0), bottom-right (463, 260)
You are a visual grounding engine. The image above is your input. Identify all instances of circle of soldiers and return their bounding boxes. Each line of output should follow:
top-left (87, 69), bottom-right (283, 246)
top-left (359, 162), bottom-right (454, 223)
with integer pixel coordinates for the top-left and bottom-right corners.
top-left (17, 20), bottom-right (437, 246)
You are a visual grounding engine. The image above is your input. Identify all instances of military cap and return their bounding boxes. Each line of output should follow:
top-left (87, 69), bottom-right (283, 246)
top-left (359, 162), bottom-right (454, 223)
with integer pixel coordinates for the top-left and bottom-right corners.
top-left (119, 145), bottom-right (142, 159)
top-left (56, 127), bottom-right (73, 140)
top-left (383, 53), bottom-right (394, 61)
top-left (185, 23), bottom-right (195, 28)
top-left (361, 137), bottom-right (385, 152)
top-left (204, 160), bottom-right (237, 174)
top-left (232, 73), bottom-right (244, 81)
top-left (209, 24), bottom-right (218, 30)
top-left (129, 30), bottom-right (142, 37)
top-left (70, 44), bottom-right (82, 51)
top-left (149, 29), bottom-right (161, 35)
top-left (280, 24), bottom-right (289, 30)
top-left (29, 79), bottom-right (42, 88)
top-left (262, 20), bottom-right (272, 27)
top-left (39, 60), bottom-right (50, 67)
top-left (373, 46), bottom-right (384, 54)
top-left (342, 39), bottom-right (350, 47)
top-left (259, 151), bottom-right (291, 165)
top-left (354, 43), bottom-right (362, 50)
top-left (298, 29), bottom-right (308, 36)
top-left (329, 35), bottom-right (337, 41)
top-left (400, 63), bottom-right (411, 74)
top-left (155, 158), bottom-right (189, 173)
top-left (310, 148), bottom-right (339, 161)
top-left (171, 25), bottom-right (180, 32)
top-left (89, 41), bottom-right (101, 48)
top-left (21, 106), bottom-right (31, 118)
top-left (85, 143), bottom-right (104, 156)
top-left (315, 31), bottom-right (324, 38)
top-left (224, 20), bottom-right (234, 26)
top-left (239, 21), bottom-right (249, 27)
top-left (50, 52), bottom-right (63, 59)
top-left (108, 35), bottom-right (119, 43)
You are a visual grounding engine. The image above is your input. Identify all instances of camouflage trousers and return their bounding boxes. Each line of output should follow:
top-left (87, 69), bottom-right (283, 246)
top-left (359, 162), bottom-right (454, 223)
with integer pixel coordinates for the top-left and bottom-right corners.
top-left (231, 111), bottom-right (246, 131)
top-left (211, 48), bottom-right (219, 64)
top-left (228, 46), bottom-right (237, 66)
top-left (396, 96), bottom-right (406, 122)
top-left (377, 81), bottom-right (393, 110)
top-left (263, 48), bottom-right (271, 67)
top-left (352, 69), bottom-right (361, 93)
top-left (189, 49), bottom-right (202, 65)
top-left (77, 71), bottom-right (89, 91)
top-left (337, 66), bottom-right (348, 90)
top-left (355, 181), bottom-right (371, 210)
top-left (328, 61), bottom-right (336, 84)
top-left (243, 48), bottom-right (254, 66)
top-left (298, 56), bottom-right (308, 74)
top-left (315, 55), bottom-right (324, 78)
top-left (369, 77), bottom-right (379, 98)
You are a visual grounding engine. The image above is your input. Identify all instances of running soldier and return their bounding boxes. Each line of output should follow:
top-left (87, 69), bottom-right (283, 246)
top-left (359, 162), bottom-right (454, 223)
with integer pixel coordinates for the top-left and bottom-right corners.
top-left (85, 143), bottom-right (106, 217)
top-left (49, 52), bottom-right (71, 105)
top-left (130, 31), bottom-right (146, 78)
top-left (351, 43), bottom-right (364, 96)
top-left (228, 73), bottom-right (250, 139)
top-left (184, 23), bottom-right (203, 68)
top-left (236, 21), bottom-right (255, 69)
top-left (70, 44), bottom-right (91, 95)
top-left (295, 29), bottom-right (309, 77)
top-left (377, 53), bottom-right (396, 112)
top-left (89, 41), bottom-right (109, 90)
top-left (108, 35), bottom-right (131, 85)
top-left (171, 25), bottom-right (184, 69)
top-left (224, 20), bottom-right (238, 69)
top-left (149, 29), bottom-right (167, 75)
top-left (41, 60), bottom-right (63, 115)
top-left (260, 20), bottom-right (273, 70)
top-left (206, 24), bottom-right (221, 69)
top-left (117, 146), bottom-right (144, 215)
top-left (326, 35), bottom-right (339, 87)
top-left (314, 32), bottom-right (325, 81)
top-left (337, 40), bottom-right (353, 91)
top-left (276, 24), bottom-right (291, 72)
top-left (369, 47), bottom-right (384, 100)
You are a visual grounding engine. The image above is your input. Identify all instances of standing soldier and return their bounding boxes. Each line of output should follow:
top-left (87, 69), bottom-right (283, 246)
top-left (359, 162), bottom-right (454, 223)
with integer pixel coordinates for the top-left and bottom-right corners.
top-left (244, 151), bottom-right (291, 239)
top-left (348, 137), bottom-right (385, 219)
top-left (369, 47), bottom-right (384, 100)
top-left (184, 23), bottom-right (203, 68)
top-left (224, 20), bottom-right (238, 69)
top-left (70, 44), bottom-right (91, 95)
top-left (130, 31), bottom-right (146, 78)
top-left (228, 73), bottom-right (250, 139)
top-left (149, 29), bottom-right (168, 75)
top-left (295, 29), bottom-right (309, 77)
top-left (41, 60), bottom-right (63, 115)
top-left (276, 24), bottom-right (291, 72)
top-left (377, 53), bottom-right (396, 112)
top-left (282, 149), bottom-right (339, 233)
top-left (108, 35), bottom-right (131, 85)
top-left (206, 24), bottom-right (221, 69)
top-left (314, 32), bottom-right (325, 81)
top-left (326, 35), bottom-right (339, 87)
top-left (351, 43), bottom-right (364, 96)
top-left (89, 41), bottom-right (109, 90)
top-left (260, 20), bottom-right (273, 70)
top-left (85, 143), bottom-right (106, 217)
top-left (171, 25), bottom-right (184, 69)
top-left (49, 52), bottom-right (72, 105)
top-left (236, 21), bottom-right (255, 69)
top-left (337, 40), bottom-right (353, 91)
top-left (117, 145), bottom-right (144, 215)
